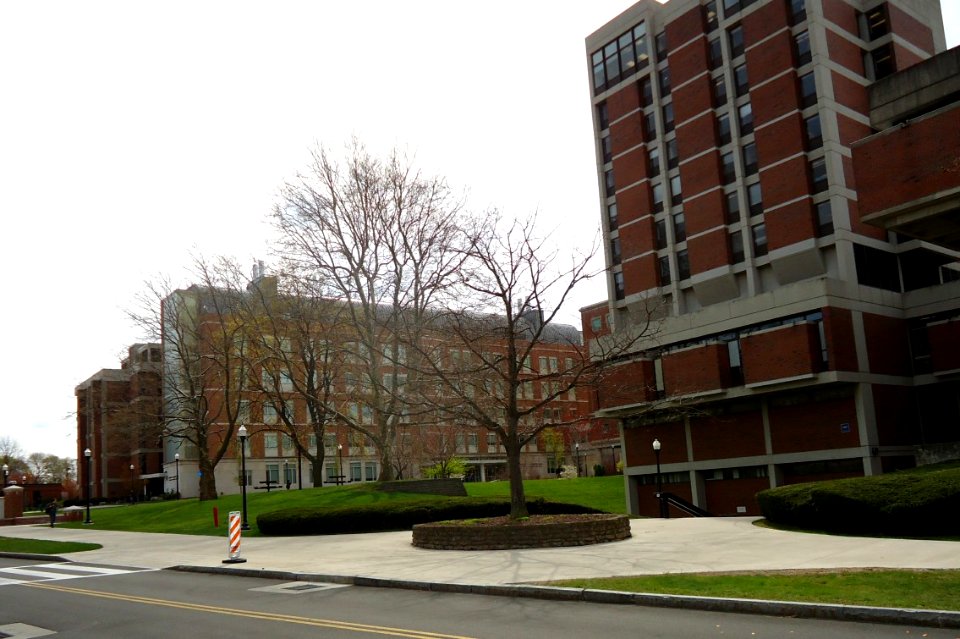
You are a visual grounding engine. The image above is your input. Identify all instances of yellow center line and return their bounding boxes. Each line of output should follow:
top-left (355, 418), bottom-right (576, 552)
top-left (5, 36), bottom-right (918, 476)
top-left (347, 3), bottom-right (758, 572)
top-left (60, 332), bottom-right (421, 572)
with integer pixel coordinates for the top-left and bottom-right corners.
top-left (25, 582), bottom-right (477, 639)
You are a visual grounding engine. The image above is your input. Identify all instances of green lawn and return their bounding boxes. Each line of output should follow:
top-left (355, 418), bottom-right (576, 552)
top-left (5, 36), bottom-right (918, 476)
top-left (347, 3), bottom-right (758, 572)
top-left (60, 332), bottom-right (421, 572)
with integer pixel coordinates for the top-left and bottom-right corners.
top-left (464, 476), bottom-right (626, 514)
top-left (546, 570), bottom-right (960, 611)
top-left (0, 536), bottom-right (101, 555)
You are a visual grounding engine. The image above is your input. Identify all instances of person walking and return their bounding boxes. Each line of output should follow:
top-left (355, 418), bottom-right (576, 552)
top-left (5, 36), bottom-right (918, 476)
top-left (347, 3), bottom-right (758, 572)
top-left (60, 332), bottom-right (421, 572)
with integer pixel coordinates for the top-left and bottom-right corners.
top-left (45, 501), bottom-right (58, 527)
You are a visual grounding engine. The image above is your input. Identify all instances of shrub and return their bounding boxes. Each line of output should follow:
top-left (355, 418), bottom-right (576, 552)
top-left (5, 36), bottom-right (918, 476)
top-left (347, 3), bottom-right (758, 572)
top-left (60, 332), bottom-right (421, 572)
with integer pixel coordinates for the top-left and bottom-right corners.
top-left (593, 464), bottom-right (606, 477)
top-left (257, 496), bottom-right (602, 536)
top-left (757, 463), bottom-right (960, 537)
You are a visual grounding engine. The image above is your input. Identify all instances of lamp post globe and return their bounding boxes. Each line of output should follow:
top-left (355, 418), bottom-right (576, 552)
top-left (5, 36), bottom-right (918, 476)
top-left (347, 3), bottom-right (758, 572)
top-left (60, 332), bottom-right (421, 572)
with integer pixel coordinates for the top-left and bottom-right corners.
top-left (2, 463), bottom-right (8, 487)
top-left (174, 452), bottom-right (180, 499)
top-left (652, 438), bottom-right (667, 518)
top-left (83, 448), bottom-right (93, 525)
top-left (337, 443), bottom-right (343, 485)
top-left (575, 442), bottom-right (580, 477)
top-left (238, 425), bottom-right (249, 530)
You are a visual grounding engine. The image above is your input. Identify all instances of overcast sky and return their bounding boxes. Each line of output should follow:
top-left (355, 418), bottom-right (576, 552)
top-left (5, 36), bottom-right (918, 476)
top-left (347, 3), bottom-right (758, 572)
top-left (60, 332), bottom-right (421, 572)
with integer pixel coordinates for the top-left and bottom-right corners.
top-left (1, 1), bottom-right (957, 460)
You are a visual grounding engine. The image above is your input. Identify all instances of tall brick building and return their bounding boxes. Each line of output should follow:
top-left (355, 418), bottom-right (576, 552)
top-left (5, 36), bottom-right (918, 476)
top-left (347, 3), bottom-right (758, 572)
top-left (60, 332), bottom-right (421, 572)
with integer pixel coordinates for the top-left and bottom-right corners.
top-left (585, 0), bottom-right (959, 516)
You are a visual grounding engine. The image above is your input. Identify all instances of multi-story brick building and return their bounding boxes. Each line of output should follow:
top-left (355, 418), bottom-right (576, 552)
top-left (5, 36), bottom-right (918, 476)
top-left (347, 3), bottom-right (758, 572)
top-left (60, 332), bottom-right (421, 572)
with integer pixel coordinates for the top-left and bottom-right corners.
top-left (76, 343), bottom-right (164, 501)
top-left (585, 0), bottom-right (959, 516)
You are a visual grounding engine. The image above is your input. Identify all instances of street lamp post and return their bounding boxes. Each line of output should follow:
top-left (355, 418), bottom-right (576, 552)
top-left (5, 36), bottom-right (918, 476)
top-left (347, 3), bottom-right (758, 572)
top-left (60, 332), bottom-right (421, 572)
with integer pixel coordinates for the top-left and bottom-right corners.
top-left (238, 426), bottom-right (250, 530)
top-left (174, 453), bottom-right (180, 498)
top-left (575, 442), bottom-right (580, 477)
top-left (83, 448), bottom-right (93, 525)
top-left (337, 443), bottom-right (343, 486)
top-left (2, 463), bottom-right (8, 487)
top-left (652, 438), bottom-right (667, 518)
top-left (129, 464), bottom-right (135, 502)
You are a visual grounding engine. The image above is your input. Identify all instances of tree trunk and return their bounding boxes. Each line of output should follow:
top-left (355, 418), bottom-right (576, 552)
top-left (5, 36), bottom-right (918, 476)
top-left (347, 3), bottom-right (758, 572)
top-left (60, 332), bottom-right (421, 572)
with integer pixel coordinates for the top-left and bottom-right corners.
top-left (505, 439), bottom-right (528, 519)
top-left (309, 451), bottom-right (325, 487)
top-left (198, 457), bottom-right (218, 500)
top-left (378, 444), bottom-right (395, 481)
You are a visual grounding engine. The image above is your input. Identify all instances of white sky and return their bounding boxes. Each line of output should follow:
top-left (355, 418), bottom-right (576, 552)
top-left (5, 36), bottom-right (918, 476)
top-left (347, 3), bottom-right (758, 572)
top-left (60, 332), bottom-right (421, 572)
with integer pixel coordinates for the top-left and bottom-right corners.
top-left (1, 1), bottom-right (957, 460)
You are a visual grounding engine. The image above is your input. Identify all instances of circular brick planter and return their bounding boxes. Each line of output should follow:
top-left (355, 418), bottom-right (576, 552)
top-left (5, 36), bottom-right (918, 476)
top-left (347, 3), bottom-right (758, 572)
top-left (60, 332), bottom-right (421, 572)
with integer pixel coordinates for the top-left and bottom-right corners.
top-left (412, 514), bottom-right (631, 550)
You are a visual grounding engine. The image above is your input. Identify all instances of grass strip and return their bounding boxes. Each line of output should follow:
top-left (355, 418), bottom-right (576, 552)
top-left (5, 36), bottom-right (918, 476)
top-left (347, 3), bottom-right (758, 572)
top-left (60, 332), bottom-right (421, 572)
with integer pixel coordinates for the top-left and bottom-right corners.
top-left (0, 536), bottom-right (101, 555)
top-left (546, 569), bottom-right (960, 611)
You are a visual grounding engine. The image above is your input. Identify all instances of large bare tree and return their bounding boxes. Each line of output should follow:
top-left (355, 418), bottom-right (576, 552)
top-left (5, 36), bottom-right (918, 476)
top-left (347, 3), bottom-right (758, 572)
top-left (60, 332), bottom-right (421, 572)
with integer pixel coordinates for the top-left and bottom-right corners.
top-left (272, 142), bottom-right (466, 480)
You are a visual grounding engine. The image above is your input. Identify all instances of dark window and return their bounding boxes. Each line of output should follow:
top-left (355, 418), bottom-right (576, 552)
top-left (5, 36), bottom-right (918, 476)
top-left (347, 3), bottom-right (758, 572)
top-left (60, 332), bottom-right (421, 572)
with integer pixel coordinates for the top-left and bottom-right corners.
top-left (655, 32), bottom-right (668, 61)
top-left (648, 146), bottom-right (661, 178)
top-left (742, 142), bottom-right (758, 175)
top-left (869, 43), bottom-right (896, 80)
top-left (804, 113), bottom-right (822, 149)
top-left (614, 271), bottom-right (625, 300)
top-left (788, 0), bottom-right (806, 25)
top-left (730, 231), bottom-right (745, 263)
top-left (863, 4), bottom-right (890, 41)
top-left (752, 223), bottom-right (768, 257)
top-left (717, 113), bottom-right (732, 145)
top-left (652, 182), bottom-right (665, 212)
top-left (815, 200), bottom-right (833, 236)
top-left (639, 76), bottom-right (653, 106)
top-left (662, 103), bottom-right (675, 132)
top-left (659, 68), bottom-right (671, 95)
top-left (738, 102), bottom-right (753, 134)
top-left (723, 0), bottom-right (740, 17)
top-left (607, 203), bottom-right (619, 230)
top-left (673, 211), bottom-right (686, 241)
top-left (635, 22), bottom-right (650, 68)
top-left (604, 41), bottom-right (621, 88)
top-left (597, 102), bottom-right (609, 130)
top-left (854, 243), bottom-right (901, 292)
top-left (658, 255), bottom-right (672, 285)
top-left (709, 38), bottom-right (723, 69)
top-left (592, 50), bottom-right (606, 93)
top-left (610, 237), bottom-right (622, 264)
top-left (748, 182), bottom-right (763, 216)
top-left (794, 30), bottom-right (812, 66)
top-left (734, 64), bottom-right (749, 96)
top-left (592, 21), bottom-right (651, 94)
top-left (799, 71), bottom-right (817, 108)
top-left (677, 249), bottom-right (690, 280)
top-left (726, 191), bottom-right (741, 224)
top-left (670, 175), bottom-right (683, 206)
top-left (712, 75), bottom-right (728, 107)
top-left (809, 157), bottom-right (828, 192)
top-left (704, 1), bottom-right (719, 31)
top-left (618, 32), bottom-right (637, 79)
top-left (605, 169), bottom-right (616, 196)
top-left (666, 138), bottom-right (679, 169)
top-left (729, 25), bottom-right (745, 57)
top-left (644, 111), bottom-right (657, 141)
top-left (722, 151), bottom-right (736, 183)
top-left (601, 135), bottom-right (612, 162)
top-left (655, 218), bottom-right (668, 249)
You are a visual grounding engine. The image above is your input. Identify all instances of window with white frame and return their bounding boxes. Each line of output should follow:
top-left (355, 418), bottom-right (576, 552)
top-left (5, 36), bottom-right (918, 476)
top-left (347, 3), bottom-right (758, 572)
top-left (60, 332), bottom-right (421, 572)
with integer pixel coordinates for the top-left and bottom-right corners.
top-left (264, 433), bottom-right (278, 457)
top-left (264, 403), bottom-right (279, 424)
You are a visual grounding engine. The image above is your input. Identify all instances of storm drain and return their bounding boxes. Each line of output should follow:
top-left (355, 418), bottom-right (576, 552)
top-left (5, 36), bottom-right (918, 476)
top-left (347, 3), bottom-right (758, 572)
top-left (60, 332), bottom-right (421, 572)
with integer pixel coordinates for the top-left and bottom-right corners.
top-left (249, 581), bottom-right (349, 594)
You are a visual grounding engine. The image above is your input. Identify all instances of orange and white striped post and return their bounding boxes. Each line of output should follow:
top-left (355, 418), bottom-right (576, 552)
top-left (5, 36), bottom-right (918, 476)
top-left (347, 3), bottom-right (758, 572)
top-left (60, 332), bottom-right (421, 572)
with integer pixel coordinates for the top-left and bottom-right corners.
top-left (222, 510), bottom-right (247, 564)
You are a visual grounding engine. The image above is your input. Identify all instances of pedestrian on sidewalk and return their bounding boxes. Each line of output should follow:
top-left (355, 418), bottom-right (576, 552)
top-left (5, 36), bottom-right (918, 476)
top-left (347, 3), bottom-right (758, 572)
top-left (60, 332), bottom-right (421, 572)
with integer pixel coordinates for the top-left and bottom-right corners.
top-left (45, 501), bottom-right (58, 527)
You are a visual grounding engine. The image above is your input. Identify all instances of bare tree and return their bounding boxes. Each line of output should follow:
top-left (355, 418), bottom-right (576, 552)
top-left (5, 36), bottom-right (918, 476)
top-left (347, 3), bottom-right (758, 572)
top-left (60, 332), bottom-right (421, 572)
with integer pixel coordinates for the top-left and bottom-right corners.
top-left (272, 142), bottom-right (466, 481)
top-left (0, 435), bottom-right (25, 470)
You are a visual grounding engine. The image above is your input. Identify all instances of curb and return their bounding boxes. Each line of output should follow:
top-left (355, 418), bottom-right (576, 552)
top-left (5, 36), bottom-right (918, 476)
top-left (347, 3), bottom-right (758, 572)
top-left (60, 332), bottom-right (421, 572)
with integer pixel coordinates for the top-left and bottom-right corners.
top-left (168, 565), bottom-right (960, 629)
top-left (0, 552), bottom-right (70, 562)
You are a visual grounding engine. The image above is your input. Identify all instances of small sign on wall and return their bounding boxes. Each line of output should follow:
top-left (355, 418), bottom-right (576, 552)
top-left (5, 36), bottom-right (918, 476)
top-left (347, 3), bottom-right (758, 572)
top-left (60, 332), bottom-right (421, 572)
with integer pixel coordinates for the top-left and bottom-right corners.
top-left (736, 506), bottom-right (747, 513)
top-left (840, 422), bottom-right (851, 433)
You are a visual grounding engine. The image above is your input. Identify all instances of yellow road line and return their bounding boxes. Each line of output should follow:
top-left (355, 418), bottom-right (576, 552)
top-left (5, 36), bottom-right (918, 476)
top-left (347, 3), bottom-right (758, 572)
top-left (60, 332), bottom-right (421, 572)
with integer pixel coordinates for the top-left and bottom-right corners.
top-left (25, 582), bottom-right (476, 639)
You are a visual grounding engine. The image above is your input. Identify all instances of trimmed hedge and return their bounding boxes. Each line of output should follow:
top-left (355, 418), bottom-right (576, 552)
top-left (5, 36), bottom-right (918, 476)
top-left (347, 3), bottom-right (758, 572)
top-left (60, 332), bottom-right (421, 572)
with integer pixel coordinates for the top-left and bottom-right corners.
top-left (257, 496), bottom-right (602, 536)
top-left (756, 463), bottom-right (960, 537)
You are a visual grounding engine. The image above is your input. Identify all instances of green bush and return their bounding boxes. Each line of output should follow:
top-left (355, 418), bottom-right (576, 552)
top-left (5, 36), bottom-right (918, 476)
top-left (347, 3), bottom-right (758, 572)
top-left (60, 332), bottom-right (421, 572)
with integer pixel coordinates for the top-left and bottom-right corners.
top-left (757, 463), bottom-right (960, 537)
top-left (257, 496), bottom-right (602, 536)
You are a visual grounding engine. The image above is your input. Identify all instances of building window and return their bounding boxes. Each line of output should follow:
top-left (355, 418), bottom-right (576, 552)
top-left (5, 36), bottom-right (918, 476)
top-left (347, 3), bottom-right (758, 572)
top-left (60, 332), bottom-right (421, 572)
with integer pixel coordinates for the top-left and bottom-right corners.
top-left (734, 64), bottom-right (749, 96)
top-left (809, 157), bottom-right (828, 193)
top-left (730, 230), bottom-right (745, 263)
top-left (639, 76), bottom-right (653, 107)
top-left (804, 113), bottom-right (822, 149)
top-left (655, 218), bottom-right (668, 249)
top-left (723, 0), bottom-right (740, 17)
top-left (670, 175), bottom-right (683, 205)
top-left (613, 271), bottom-right (625, 300)
top-left (712, 75), bottom-right (728, 107)
top-left (601, 135), bottom-right (612, 163)
top-left (264, 403), bottom-right (279, 424)
top-left (752, 223), bottom-right (768, 257)
top-left (854, 243), bottom-right (901, 292)
top-left (747, 182), bottom-right (763, 216)
top-left (673, 211), bottom-right (686, 242)
top-left (659, 68), bottom-right (671, 95)
top-left (709, 38), bottom-right (723, 69)
top-left (862, 4), bottom-right (890, 41)
top-left (662, 103), bottom-right (675, 133)
top-left (722, 151), bottom-right (736, 184)
top-left (726, 191), bottom-right (741, 224)
top-left (652, 182), bottom-right (665, 212)
top-left (644, 111), bottom-right (657, 141)
top-left (677, 249), bottom-right (690, 280)
top-left (264, 433), bottom-right (278, 457)
top-left (605, 169), bottom-right (616, 196)
top-left (794, 30), bottom-right (812, 66)
top-left (867, 43), bottom-right (895, 80)
top-left (728, 25), bottom-right (745, 58)
top-left (655, 31), bottom-right (668, 61)
top-left (815, 200), bottom-right (834, 236)
top-left (717, 113), bottom-right (732, 145)
top-left (597, 101), bottom-right (609, 130)
top-left (610, 237), bottom-right (622, 264)
top-left (737, 102), bottom-right (753, 135)
top-left (704, 1), bottom-right (719, 31)
top-left (666, 138), bottom-right (678, 169)
top-left (658, 255), bottom-right (672, 286)
top-left (618, 31), bottom-right (638, 80)
top-left (607, 202), bottom-right (618, 230)
top-left (648, 146), bottom-right (661, 178)
top-left (591, 316), bottom-right (603, 332)
top-left (788, 0), bottom-right (806, 25)
top-left (742, 142), bottom-right (758, 175)
top-left (799, 72), bottom-right (817, 108)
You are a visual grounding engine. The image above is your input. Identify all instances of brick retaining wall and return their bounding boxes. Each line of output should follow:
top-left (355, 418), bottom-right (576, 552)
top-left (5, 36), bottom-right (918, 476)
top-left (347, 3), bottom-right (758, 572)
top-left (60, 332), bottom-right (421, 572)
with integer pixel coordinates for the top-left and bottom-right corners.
top-left (412, 514), bottom-right (631, 550)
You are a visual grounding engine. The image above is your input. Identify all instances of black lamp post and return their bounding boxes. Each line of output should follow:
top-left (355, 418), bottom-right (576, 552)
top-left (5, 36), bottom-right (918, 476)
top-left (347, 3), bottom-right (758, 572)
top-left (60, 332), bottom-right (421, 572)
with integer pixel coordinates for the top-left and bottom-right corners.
top-left (2, 463), bottom-right (8, 487)
top-left (575, 442), bottom-right (580, 477)
top-left (174, 452), bottom-right (180, 498)
top-left (653, 438), bottom-right (667, 518)
top-left (337, 443), bottom-right (343, 485)
top-left (83, 448), bottom-right (93, 525)
top-left (238, 426), bottom-right (250, 530)
top-left (129, 464), bottom-right (135, 502)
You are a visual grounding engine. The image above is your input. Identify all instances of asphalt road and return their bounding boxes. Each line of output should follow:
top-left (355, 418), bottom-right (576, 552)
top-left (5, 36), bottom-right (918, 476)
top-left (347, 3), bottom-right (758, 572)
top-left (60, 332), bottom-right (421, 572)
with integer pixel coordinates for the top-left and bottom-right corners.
top-left (0, 558), bottom-right (956, 638)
